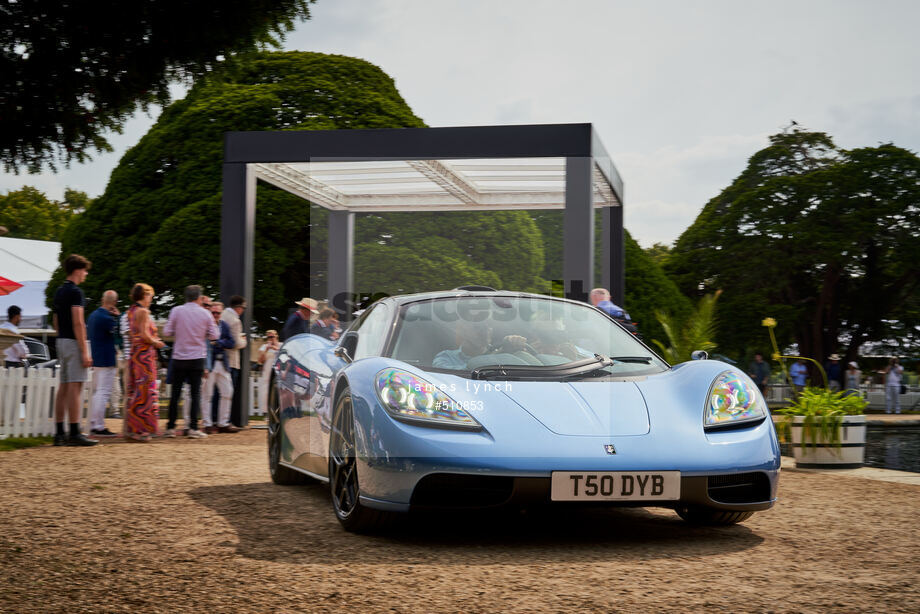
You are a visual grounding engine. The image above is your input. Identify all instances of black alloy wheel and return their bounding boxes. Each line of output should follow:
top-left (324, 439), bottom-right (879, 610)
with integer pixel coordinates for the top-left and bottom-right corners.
top-left (267, 375), bottom-right (310, 485)
top-left (329, 388), bottom-right (393, 532)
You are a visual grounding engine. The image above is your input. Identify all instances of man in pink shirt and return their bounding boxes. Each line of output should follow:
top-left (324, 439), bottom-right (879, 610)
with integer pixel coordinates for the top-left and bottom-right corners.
top-left (163, 285), bottom-right (219, 438)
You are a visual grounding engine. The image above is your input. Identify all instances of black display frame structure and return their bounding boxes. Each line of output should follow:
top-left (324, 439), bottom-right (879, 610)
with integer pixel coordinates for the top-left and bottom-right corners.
top-left (222, 123), bottom-right (625, 425)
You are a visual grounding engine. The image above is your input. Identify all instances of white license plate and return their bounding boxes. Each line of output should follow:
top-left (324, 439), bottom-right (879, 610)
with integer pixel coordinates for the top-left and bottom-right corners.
top-left (551, 471), bottom-right (680, 501)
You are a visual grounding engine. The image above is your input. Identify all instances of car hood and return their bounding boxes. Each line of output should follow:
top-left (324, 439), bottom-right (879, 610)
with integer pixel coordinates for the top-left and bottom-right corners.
top-left (499, 381), bottom-right (650, 436)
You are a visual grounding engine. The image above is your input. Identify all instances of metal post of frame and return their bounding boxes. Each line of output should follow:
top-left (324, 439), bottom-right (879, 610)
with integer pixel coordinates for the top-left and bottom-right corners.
top-left (221, 162), bottom-right (255, 427)
top-left (327, 210), bottom-right (355, 319)
top-left (602, 205), bottom-right (625, 306)
top-left (563, 156), bottom-right (594, 302)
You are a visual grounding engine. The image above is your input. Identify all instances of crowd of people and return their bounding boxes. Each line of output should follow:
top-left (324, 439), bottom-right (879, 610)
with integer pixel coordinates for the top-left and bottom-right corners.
top-left (764, 354), bottom-right (908, 414)
top-left (45, 254), bottom-right (252, 446)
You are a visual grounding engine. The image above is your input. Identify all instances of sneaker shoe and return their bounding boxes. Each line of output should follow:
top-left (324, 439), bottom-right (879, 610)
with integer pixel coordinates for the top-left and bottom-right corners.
top-left (66, 433), bottom-right (99, 447)
top-left (218, 424), bottom-right (241, 433)
top-left (163, 429), bottom-right (177, 438)
top-left (187, 429), bottom-right (208, 439)
top-left (53, 433), bottom-right (68, 446)
top-left (91, 428), bottom-right (118, 437)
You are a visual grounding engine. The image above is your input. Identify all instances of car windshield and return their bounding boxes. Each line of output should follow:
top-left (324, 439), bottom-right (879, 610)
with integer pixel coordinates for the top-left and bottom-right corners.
top-left (388, 295), bottom-right (668, 379)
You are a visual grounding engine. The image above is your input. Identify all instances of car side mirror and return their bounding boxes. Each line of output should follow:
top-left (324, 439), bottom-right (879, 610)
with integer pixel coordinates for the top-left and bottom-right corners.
top-left (691, 350), bottom-right (709, 361)
top-left (333, 346), bottom-right (352, 363)
top-left (335, 331), bottom-right (358, 363)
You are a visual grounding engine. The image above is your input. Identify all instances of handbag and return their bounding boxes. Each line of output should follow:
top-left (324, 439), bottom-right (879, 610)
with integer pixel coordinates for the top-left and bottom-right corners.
top-left (901, 384), bottom-right (907, 395)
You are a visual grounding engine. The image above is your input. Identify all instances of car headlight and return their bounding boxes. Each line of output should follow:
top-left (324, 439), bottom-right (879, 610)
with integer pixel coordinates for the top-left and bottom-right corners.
top-left (704, 370), bottom-right (767, 430)
top-left (375, 368), bottom-right (481, 430)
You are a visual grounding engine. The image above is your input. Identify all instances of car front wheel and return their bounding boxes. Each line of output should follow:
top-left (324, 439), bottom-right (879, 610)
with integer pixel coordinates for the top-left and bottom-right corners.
top-left (329, 388), bottom-right (393, 532)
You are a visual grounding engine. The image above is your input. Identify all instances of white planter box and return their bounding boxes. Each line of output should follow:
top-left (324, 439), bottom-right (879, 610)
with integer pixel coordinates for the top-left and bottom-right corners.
top-left (790, 414), bottom-right (866, 468)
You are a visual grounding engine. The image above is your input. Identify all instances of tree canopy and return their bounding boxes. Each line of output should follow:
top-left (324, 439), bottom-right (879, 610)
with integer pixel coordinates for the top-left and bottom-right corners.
top-left (0, 186), bottom-right (89, 241)
top-left (1, 0), bottom-right (312, 173)
top-left (531, 210), bottom-right (693, 346)
top-left (666, 128), bottom-right (920, 361)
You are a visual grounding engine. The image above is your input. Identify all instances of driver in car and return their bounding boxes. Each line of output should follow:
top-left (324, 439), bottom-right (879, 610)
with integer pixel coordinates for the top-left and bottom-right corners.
top-left (432, 322), bottom-right (490, 369)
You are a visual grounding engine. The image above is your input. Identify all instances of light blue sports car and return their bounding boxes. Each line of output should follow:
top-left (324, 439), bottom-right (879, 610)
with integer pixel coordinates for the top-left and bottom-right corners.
top-left (267, 289), bottom-right (780, 532)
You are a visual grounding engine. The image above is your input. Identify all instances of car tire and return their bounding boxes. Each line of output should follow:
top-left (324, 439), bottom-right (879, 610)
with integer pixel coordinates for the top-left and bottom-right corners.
top-left (676, 505), bottom-right (755, 525)
top-left (329, 388), bottom-right (393, 533)
top-left (267, 373), bottom-right (312, 485)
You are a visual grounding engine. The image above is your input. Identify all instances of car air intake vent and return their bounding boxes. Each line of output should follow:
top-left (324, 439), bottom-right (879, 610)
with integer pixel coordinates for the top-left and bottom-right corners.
top-left (707, 472), bottom-right (771, 504)
top-left (410, 473), bottom-right (514, 508)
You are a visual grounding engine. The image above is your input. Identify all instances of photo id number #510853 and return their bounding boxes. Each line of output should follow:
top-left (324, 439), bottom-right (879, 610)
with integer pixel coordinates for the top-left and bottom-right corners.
top-left (550, 471), bottom-right (680, 501)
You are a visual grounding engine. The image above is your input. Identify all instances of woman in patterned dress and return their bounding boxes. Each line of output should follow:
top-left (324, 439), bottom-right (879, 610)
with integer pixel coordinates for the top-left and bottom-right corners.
top-left (124, 283), bottom-right (165, 441)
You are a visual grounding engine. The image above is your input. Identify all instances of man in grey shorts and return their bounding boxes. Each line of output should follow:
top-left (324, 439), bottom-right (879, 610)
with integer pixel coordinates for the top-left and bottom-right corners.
top-left (52, 254), bottom-right (98, 446)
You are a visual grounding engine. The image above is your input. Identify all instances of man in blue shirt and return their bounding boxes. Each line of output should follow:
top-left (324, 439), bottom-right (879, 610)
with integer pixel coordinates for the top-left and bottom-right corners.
top-left (87, 290), bottom-right (120, 437)
top-left (789, 359), bottom-right (807, 397)
top-left (589, 288), bottom-right (630, 320)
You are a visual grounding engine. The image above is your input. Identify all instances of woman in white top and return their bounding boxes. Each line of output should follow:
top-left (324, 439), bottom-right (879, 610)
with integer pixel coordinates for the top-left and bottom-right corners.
top-left (884, 357), bottom-right (904, 414)
top-left (257, 330), bottom-right (281, 413)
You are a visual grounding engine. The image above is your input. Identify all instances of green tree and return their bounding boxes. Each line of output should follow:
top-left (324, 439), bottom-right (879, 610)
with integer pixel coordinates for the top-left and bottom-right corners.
top-left (1, 0), bottom-right (313, 172)
top-left (0, 186), bottom-right (88, 241)
top-left (532, 210), bottom-right (692, 345)
top-left (667, 128), bottom-right (920, 361)
top-left (644, 242), bottom-right (672, 267)
top-left (651, 291), bottom-right (720, 364)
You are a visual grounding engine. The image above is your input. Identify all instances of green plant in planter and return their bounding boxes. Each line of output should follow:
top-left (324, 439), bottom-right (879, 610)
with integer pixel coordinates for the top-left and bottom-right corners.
top-left (776, 387), bottom-right (868, 449)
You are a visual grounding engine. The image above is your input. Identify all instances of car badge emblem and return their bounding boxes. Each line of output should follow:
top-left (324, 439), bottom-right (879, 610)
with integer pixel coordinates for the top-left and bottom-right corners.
top-left (604, 444), bottom-right (616, 455)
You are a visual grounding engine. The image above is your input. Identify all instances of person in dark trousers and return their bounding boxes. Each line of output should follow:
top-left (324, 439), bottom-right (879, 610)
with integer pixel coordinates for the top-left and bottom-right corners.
top-left (163, 285), bottom-right (219, 439)
top-left (51, 254), bottom-right (97, 446)
top-left (748, 353), bottom-right (770, 396)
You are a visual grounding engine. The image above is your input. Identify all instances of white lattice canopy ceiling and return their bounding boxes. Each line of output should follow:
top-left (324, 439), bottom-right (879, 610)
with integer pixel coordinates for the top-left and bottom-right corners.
top-left (253, 158), bottom-right (620, 212)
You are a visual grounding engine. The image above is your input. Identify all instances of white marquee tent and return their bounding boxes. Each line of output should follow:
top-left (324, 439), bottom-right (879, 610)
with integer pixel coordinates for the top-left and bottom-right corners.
top-left (0, 237), bottom-right (61, 329)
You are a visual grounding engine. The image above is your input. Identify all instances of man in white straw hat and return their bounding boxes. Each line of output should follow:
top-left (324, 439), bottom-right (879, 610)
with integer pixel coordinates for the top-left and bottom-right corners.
top-left (281, 297), bottom-right (319, 342)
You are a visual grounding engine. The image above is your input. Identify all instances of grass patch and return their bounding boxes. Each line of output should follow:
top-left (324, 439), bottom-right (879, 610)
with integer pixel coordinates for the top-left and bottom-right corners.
top-left (0, 436), bottom-right (53, 452)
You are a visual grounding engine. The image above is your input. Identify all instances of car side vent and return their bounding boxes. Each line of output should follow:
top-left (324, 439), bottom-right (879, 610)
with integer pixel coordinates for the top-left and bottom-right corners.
top-left (410, 473), bottom-right (514, 508)
top-left (707, 472), bottom-right (771, 504)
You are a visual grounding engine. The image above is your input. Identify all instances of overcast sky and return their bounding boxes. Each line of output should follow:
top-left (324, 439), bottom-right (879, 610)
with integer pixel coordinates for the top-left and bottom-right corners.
top-left (3, 0), bottom-right (919, 247)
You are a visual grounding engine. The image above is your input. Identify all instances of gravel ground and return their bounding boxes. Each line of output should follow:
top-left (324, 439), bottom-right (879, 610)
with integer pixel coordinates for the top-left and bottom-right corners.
top-left (1, 427), bottom-right (918, 613)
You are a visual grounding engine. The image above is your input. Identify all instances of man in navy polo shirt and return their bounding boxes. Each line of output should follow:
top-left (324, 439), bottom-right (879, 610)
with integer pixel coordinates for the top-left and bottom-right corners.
top-left (87, 289), bottom-right (120, 437)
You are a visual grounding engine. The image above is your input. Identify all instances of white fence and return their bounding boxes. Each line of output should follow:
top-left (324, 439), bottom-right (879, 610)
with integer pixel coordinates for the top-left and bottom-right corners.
top-left (0, 367), bottom-right (92, 439)
top-left (158, 373), bottom-right (268, 417)
top-left (2, 366), bottom-right (265, 439)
